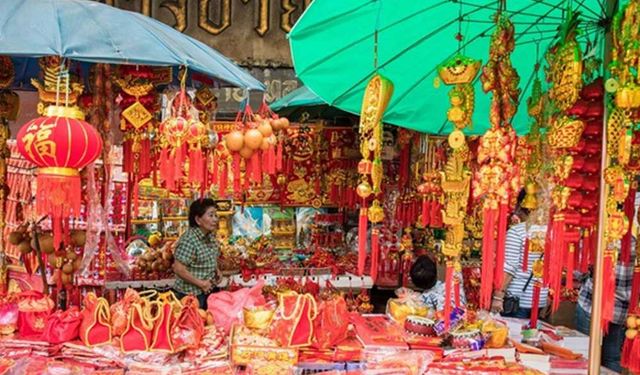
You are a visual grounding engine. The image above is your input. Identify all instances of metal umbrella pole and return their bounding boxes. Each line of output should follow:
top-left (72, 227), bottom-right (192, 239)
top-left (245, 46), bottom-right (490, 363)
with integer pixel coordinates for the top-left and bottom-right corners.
top-left (588, 0), bottom-right (616, 372)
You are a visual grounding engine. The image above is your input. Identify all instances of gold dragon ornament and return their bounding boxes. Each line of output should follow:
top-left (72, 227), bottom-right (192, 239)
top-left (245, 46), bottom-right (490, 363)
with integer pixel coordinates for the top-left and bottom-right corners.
top-left (356, 74), bottom-right (393, 277)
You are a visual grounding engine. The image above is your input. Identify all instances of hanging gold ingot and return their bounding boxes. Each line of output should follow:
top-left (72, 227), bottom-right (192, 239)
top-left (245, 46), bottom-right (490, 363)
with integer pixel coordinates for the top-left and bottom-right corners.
top-left (368, 199), bottom-right (385, 223)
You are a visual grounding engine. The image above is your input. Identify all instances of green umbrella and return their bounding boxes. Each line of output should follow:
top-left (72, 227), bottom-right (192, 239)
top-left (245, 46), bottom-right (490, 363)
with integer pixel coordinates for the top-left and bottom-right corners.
top-left (271, 85), bottom-right (355, 122)
top-left (289, 0), bottom-right (609, 135)
top-left (271, 86), bottom-right (326, 110)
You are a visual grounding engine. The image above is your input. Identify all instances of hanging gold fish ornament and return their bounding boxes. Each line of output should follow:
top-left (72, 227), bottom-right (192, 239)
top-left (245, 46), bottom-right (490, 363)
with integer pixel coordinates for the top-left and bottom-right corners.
top-left (546, 9), bottom-right (583, 111)
top-left (356, 74), bottom-right (393, 277)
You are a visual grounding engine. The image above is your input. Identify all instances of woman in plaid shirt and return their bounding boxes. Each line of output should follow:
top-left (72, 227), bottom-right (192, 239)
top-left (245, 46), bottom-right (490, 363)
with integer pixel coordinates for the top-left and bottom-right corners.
top-left (172, 199), bottom-right (221, 309)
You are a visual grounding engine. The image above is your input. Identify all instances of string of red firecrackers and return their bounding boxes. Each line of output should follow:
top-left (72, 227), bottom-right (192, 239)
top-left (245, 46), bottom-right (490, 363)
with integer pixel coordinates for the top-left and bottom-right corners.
top-left (474, 13), bottom-right (521, 311)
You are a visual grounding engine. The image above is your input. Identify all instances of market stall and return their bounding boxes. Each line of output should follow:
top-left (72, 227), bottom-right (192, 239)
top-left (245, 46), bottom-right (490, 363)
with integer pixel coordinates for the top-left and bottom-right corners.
top-left (2, 0), bottom-right (640, 374)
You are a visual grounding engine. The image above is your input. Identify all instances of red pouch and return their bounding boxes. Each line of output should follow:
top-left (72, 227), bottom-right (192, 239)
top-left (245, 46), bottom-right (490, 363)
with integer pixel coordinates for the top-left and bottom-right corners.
top-left (110, 288), bottom-right (140, 337)
top-left (151, 291), bottom-right (182, 352)
top-left (42, 306), bottom-right (82, 344)
top-left (80, 293), bottom-right (112, 347)
top-left (17, 291), bottom-right (54, 338)
top-left (172, 295), bottom-right (204, 352)
top-left (270, 292), bottom-right (318, 347)
top-left (0, 301), bottom-right (18, 335)
top-left (121, 299), bottom-right (157, 352)
top-left (312, 295), bottom-right (349, 350)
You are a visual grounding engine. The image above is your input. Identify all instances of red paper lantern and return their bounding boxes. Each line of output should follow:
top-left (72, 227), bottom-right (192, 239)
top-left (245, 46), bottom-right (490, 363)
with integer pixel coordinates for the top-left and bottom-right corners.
top-left (16, 106), bottom-right (102, 248)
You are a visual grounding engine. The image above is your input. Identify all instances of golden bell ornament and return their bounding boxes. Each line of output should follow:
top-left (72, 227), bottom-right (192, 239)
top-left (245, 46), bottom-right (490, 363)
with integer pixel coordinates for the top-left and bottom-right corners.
top-left (521, 181), bottom-right (538, 210)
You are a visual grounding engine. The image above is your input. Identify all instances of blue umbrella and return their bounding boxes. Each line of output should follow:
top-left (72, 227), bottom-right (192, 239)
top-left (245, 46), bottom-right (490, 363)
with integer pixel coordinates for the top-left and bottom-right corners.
top-left (0, 0), bottom-right (264, 90)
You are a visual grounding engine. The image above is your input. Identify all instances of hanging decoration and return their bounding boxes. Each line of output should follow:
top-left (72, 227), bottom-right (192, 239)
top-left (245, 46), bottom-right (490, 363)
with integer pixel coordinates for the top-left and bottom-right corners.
top-left (17, 105), bottom-right (102, 250)
top-left (113, 65), bottom-right (160, 213)
top-left (0, 57), bottom-right (18, 259)
top-left (601, 0), bottom-right (640, 330)
top-left (416, 136), bottom-right (445, 229)
top-left (356, 74), bottom-right (393, 276)
top-left (474, 13), bottom-right (520, 310)
top-left (158, 72), bottom-right (208, 192)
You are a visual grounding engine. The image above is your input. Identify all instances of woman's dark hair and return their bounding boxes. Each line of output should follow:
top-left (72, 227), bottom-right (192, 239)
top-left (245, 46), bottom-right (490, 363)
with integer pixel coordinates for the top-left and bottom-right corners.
top-left (188, 198), bottom-right (217, 228)
top-left (513, 188), bottom-right (530, 219)
top-left (410, 255), bottom-right (438, 291)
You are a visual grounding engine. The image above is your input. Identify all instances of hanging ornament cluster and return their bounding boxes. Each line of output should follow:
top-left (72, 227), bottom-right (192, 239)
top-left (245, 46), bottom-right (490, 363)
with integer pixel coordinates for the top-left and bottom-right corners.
top-left (474, 13), bottom-right (521, 310)
top-left (113, 66), bottom-right (160, 212)
top-left (610, 0), bottom-right (640, 341)
top-left (436, 52), bottom-right (480, 328)
top-left (542, 8), bottom-right (589, 314)
top-left (356, 74), bottom-right (393, 278)
top-left (216, 103), bottom-right (287, 198)
top-left (158, 81), bottom-right (208, 192)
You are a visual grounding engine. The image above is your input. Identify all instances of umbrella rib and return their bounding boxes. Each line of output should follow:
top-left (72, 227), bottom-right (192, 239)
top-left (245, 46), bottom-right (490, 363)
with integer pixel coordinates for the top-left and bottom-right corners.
top-left (456, 0), bottom-right (566, 20)
top-left (295, 0), bottom-right (451, 77)
top-left (386, 0), bottom-right (552, 115)
top-left (290, 0), bottom-right (379, 38)
top-left (328, 1), bottom-right (499, 105)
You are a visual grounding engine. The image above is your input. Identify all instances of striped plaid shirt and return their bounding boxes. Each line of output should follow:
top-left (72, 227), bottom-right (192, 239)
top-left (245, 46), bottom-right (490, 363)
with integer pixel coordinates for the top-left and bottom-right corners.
top-left (578, 242), bottom-right (634, 325)
top-left (173, 227), bottom-right (220, 295)
top-left (504, 223), bottom-right (549, 309)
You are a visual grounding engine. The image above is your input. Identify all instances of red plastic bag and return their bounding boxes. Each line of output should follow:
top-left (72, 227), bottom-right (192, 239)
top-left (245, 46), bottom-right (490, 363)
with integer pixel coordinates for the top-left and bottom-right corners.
top-left (41, 306), bottom-right (82, 344)
top-left (207, 279), bottom-right (266, 334)
top-left (16, 291), bottom-right (54, 338)
top-left (312, 295), bottom-right (349, 350)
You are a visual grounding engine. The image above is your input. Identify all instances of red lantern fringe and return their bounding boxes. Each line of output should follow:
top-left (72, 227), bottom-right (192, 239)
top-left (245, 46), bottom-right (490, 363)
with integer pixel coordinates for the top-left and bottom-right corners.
top-left (358, 206), bottom-right (368, 276)
top-left (36, 173), bottom-right (81, 249)
top-left (188, 149), bottom-right (204, 185)
top-left (621, 186), bottom-right (636, 264)
top-left (444, 263), bottom-right (453, 330)
top-left (480, 206), bottom-right (497, 310)
top-left (601, 252), bottom-right (616, 331)
top-left (421, 199), bottom-right (429, 228)
top-left (371, 228), bottom-right (379, 282)
top-left (494, 202), bottom-right (509, 290)
top-left (530, 283), bottom-right (541, 328)
top-left (522, 238), bottom-right (530, 272)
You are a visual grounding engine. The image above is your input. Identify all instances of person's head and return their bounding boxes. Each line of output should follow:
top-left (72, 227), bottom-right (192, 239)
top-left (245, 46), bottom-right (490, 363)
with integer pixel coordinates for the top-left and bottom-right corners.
top-left (410, 255), bottom-right (438, 291)
top-left (188, 198), bottom-right (218, 233)
top-left (511, 189), bottom-right (530, 224)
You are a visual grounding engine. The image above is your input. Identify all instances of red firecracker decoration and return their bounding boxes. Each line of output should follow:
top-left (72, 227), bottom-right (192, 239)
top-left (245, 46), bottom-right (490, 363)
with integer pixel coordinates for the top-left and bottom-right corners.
top-left (17, 106), bottom-right (102, 248)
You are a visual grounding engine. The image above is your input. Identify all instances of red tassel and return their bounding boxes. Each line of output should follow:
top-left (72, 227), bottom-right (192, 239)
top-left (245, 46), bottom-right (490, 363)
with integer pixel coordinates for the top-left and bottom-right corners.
top-left (621, 337), bottom-right (634, 372)
top-left (358, 206), bottom-right (368, 276)
top-left (601, 252), bottom-right (616, 331)
top-left (371, 228), bottom-right (379, 282)
top-left (276, 142), bottom-right (283, 171)
top-left (522, 238), bottom-right (530, 272)
top-left (421, 198), bottom-right (429, 227)
top-left (398, 145), bottom-right (409, 188)
top-left (431, 200), bottom-right (443, 228)
top-left (218, 162), bottom-right (227, 197)
top-left (480, 205), bottom-right (497, 310)
top-left (188, 149), bottom-right (204, 185)
top-left (211, 158), bottom-right (219, 185)
top-left (629, 266), bottom-right (640, 312)
top-left (579, 229), bottom-right (591, 273)
top-left (494, 202), bottom-right (509, 290)
top-left (566, 243), bottom-right (575, 290)
top-left (530, 282), bottom-right (541, 328)
top-left (621, 185), bottom-right (636, 264)
top-left (233, 153), bottom-right (241, 194)
top-left (454, 278), bottom-right (460, 308)
top-left (250, 152), bottom-right (261, 184)
top-left (444, 263), bottom-right (453, 330)
top-left (132, 177), bottom-right (140, 218)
